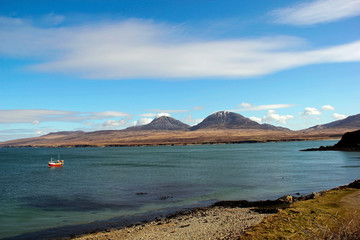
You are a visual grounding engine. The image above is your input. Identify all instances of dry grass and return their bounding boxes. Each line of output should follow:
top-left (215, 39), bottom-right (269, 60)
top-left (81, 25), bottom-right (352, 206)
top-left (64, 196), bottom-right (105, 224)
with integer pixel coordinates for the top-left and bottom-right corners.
top-left (301, 211), bottom-right (360, 240)
top-left (240, 188), bottom-right (360, 240)
top-left (0, 128), bottom-right (354, 148)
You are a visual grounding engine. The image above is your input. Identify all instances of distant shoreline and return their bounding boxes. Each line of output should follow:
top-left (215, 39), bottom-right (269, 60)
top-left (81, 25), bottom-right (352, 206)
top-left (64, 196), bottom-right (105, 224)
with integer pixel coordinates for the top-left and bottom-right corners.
top-left (0, 136), bottom-right (340, 148)
top-left (1, 125), bottom-right (352, 148)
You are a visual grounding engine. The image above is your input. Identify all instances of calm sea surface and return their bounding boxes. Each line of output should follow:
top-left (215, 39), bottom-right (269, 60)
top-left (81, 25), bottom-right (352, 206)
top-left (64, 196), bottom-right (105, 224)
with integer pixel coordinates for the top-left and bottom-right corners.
top-left (1, 140), bottom-right (360, 239)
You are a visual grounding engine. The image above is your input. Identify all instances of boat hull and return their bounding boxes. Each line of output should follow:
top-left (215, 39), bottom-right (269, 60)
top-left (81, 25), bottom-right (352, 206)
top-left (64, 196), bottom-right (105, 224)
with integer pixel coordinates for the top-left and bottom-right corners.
top-left (48, 160), bottom-right (64, 167)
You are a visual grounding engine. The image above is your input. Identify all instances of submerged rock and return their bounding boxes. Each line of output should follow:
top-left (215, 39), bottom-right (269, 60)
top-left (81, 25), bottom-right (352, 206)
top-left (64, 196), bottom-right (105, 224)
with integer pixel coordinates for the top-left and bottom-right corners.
top-left (159, 196), bottom-right (174, 200)
top-left (136, 192), bottom-right (148, 196)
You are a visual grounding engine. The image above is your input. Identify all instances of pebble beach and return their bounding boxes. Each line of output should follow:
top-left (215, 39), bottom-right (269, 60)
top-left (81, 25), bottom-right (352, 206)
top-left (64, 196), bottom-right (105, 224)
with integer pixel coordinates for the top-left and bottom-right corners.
top-left (76, 206), bottom-right (270, 240)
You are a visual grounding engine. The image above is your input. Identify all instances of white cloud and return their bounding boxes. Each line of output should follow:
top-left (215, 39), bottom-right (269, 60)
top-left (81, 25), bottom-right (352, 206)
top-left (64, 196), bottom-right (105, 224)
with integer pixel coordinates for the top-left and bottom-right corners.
top-left (140, 110), bottom-right (187, 118)
top-left (248, 109), bottom-right (294, 125)
top-left (0, 109), bottom-right (131, 124)
top-left (301, 107), bottom-right (322, 116)
top-left (94, 111), bottom-right (130, 118)
top-left (102, 119), bottom-right (127, 127)
top-left (239, 102), bottom-right (252, 108)
top-left (332, 113), bottom-right (347, 120)
top-left (135, 118), bottom-right (153, 126)
top-left (1, 16), bottom-right (360, 79)
top-left (155, 112), bottom-right (171, 118)
top-left (148, 109), bottom-right (189, 113)
top-left (0, 128), bottom-right (56, 141)
top-left (262, 110), bottom-right (294, 124)
top-left (184, 115), bottom-right (203, 125)
top-left (249, 116), bottom-right (262, 123)
top-left (0, 109), bottom-right (74, 123)
top-left (270, 0), bottom-right (360, 25)
top-left (321, 105), bottom-right (335, 111)
top-left (236, 102), bottom-right (294, 111)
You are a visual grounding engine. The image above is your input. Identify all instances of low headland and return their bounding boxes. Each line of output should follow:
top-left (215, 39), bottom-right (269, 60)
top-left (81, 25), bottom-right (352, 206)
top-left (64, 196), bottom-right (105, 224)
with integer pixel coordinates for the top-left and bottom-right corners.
top-left (302, 129), bottom-right (360, 151)
top-left (74, 179), bottom-right (360, 240)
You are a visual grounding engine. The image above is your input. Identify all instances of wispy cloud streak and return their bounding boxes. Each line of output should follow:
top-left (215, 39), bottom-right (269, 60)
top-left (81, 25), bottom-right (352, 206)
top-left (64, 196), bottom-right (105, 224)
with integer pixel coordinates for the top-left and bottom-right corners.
top-left (269, 0), bottom-right (360, 25)
top-left (0, 109), bottom-right (130, 124)
top-left (1, 16), bottom-right (360, 79)
top-left (235, 102), bottom-right (294, 111)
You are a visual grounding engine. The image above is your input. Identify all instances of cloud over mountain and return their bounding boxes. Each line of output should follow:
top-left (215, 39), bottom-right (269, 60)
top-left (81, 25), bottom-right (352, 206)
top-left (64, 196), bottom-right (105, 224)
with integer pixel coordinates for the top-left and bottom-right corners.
top-left (332, 113), bottom-right (347, 120)
top-left (300, 105), bottom-right (336, 118)
top-left (134, 118), bottom-right (153, 126)
top-left (262, 110), bottom-right (294, 124)
top-left (301, 107), bottom-right (322, 117)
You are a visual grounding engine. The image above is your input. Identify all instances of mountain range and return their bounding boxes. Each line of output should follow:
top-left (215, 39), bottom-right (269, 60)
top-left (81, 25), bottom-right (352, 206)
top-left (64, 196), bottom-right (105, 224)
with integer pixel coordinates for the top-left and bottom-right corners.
top-left (124, 111), bottom-right (289, 132)
top-left (1, 111), bottom-right (359, 147)
top-left (124, 111), bottom-right (358, 132)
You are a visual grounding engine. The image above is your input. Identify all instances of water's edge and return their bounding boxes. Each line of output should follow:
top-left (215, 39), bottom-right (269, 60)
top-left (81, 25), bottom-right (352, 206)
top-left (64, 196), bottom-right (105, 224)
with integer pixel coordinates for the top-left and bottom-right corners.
top-left (3, 202), bottom-right (209, 240)
top-left (6, 179), bottom-right (360, 240)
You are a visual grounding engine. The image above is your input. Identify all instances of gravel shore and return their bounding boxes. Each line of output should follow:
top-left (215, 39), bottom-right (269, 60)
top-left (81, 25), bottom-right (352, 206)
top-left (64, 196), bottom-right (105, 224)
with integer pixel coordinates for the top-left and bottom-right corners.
top-left (73, 180), bottom-right (360, 240)
top-left (75, 206), bottom-right (271, 240)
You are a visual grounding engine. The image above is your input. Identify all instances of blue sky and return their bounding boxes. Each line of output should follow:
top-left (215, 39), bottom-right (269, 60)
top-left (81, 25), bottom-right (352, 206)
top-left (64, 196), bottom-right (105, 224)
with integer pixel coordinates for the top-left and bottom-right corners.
top-left (1, 0), bottom-right (360, 141)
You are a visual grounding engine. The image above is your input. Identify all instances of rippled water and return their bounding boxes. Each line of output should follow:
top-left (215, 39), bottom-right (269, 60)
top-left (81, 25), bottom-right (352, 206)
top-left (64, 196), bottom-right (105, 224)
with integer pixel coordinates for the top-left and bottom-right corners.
top-left (1, 140), bottom-right (359, 239)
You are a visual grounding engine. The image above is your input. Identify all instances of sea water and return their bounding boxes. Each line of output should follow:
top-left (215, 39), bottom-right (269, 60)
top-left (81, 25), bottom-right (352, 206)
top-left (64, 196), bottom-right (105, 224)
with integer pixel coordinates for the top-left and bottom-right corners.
top-left (1, 140), bottom-right (359, 239)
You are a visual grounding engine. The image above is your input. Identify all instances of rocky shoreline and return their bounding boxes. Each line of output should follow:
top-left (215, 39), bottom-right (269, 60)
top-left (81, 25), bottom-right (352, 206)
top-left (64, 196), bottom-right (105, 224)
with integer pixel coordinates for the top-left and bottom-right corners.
top-left (74, 180), bottom-right (360, 240)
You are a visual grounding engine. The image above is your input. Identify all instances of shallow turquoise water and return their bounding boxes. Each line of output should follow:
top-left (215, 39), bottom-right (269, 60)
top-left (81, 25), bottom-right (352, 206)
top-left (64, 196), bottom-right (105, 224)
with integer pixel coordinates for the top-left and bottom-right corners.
top-left (1, 141), bottom-right (359, 239)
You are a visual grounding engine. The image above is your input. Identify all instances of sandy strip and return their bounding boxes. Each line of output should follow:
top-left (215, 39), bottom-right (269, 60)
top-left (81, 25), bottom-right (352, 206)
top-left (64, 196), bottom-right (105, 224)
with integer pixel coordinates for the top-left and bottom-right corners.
top-left (75, 206), bottom-right (271, 240)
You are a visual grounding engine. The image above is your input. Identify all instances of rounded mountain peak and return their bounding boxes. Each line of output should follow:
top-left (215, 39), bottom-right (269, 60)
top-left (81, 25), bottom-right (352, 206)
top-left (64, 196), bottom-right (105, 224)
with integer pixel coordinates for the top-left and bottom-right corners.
top-left (190, 111), bottom-right (256, 130)
top-left (213, 111), bottom-right (231, 118)
top-left (128, 115), bottom-right (190, 131)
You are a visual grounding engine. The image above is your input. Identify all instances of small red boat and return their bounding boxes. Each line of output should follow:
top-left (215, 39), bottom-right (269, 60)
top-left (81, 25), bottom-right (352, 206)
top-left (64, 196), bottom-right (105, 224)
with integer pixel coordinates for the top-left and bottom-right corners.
top-left (48, 155), bottom-right (64, 167)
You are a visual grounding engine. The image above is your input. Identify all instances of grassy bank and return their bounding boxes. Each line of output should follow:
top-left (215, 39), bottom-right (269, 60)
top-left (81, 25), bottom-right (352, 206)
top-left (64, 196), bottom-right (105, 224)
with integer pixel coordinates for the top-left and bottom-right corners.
top-left (241, 182), bottom-right (360, 239)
